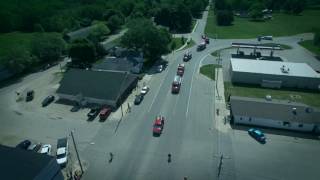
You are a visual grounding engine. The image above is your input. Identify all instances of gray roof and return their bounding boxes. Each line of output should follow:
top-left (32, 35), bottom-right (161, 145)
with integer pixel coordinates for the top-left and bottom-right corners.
top-left (0, 145), bottom-right (62, 180)
top-left (57, 69), bottom-right (138, 101)
top-left (230, 96), bottom-right (320, 124)
top-left (92, 57), bottom-right (135, 72)
top-left (231, 59), bottom-right (320, 78)
top-left (66, 25), bottom-right (98, 42)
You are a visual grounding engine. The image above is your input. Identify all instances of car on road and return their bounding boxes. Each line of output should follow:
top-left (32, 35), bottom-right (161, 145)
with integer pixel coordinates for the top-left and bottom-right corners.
top-left (197, 42), bottom-right (206, 51)
top-left (16, 140), bottom-right (31, 150)
top-left (26, 90), bottom-right (34, 102)
top-left (134, 94), bottom-right (144, 105)
top-left (42, 95), bottom-right (55, 107)
top-left (28, 143), bottom-right (42, 152)
top-left (99, 107), bottom-right (112, 121)
top-left (157, 65), bottom-right (163, 72)
top-left (140, 86), bottom-right (150, 95)
top-left (153, 116), bottom-right (165, 136)
top-left (56, 138), bottom-right (68, 166)
top-left (183, 51), bottom-right (192, 62)
top-left (248, 128), bottom-right (266, 143)
top-left (177, 64), bottom-right (185, 76)
top-left (87, 107), bottom-right (100, 120)
top-left (40, 144), bottom-right (52, 155)
top-left (171, 75), bottom-right (182, 94)
top-left (201, 35), bottom-right (210, 44)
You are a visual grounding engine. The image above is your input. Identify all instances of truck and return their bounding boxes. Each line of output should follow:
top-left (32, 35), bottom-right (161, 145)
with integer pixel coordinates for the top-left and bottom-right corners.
top-left (197, 42), bottom-right (206, 51)
top-left (177, 64), bottom-right (185, 76)
top-left (171, 75), bottom-right (182, 94)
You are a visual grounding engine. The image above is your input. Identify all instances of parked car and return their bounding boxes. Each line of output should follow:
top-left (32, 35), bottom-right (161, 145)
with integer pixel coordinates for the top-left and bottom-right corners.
top-left (99, 107), bottom-right (112, 121)
top-left (153, 116), bottom-right (165, 136)
top-left (140, 86), bottom-right (150, 95)
top-left (248, 128), bottom-right (266, 143)
top-left (28, 143), bottom-right (42, 152)
top-left (87, 107), bottom-right (100, 120)
top-left (16, 140), bottom-right (31, 150)
top-left (42, 95), bottom-right (55, 107)
top-left (157, 65), bottom-right (163, 72)
top-left (134, 94), bottom-right (144, 105)
top-left (40, 144), bottom-right (52, 155)
top-left (26, 90), bottom-right (34, 102)
top-left (56, 138), bottom-right (68, 166)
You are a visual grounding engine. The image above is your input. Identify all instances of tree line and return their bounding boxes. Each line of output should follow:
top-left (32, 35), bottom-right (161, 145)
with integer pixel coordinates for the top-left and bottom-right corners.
top-left (214, 0), bottom-right (309, 26)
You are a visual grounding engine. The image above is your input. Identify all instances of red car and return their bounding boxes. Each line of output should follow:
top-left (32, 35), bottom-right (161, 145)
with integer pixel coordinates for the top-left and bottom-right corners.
top-left (153, 116), bottom-right (165, 136)
top-left (99, 107), bottom-right (111, 121)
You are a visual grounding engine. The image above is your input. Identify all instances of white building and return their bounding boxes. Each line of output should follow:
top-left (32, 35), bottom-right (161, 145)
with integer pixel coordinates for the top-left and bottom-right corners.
top-left (230, 59), bottom-right (320, 90)
top-left (230, 96), bottom-right (320, 133)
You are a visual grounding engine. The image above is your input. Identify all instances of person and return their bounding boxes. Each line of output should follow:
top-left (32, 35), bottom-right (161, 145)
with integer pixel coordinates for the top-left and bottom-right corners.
top-left (109, 152), bottom-right (114, 163)
top-left (168, 153), bottom-right (171, 163)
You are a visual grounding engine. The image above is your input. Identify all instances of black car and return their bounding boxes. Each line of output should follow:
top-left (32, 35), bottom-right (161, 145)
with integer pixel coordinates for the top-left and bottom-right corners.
top-left (42, 95), bottom-right (55, 107)
top-left (26, 90), bottom-right (34, 102)
top-left (16, 140), bottom-right (31, 150)
top-left (134, 94), bottom-right (144, 105)
top-left (87, 107), bottom-right (100, 120)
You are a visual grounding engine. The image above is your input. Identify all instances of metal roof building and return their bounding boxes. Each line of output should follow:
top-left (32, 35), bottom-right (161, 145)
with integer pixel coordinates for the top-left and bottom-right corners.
top-left (230, 58), bottom-right (320, 90)
top-left (230, 96), bottom-right (320, 133)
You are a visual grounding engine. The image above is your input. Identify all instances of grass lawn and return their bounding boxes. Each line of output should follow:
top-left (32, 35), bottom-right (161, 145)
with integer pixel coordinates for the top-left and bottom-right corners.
top-left (0, 32), bottom-right (61, 63)
top-left (299, 40), bottom-right (320, 56)
top-left (169, 37), bottom-right (186, 51)
top-left (205, 8), bottom-right (320, 39)
top-left (224, 82), bottom-right (320, 108)
top-left (211, 47), bottom-right (235, 57)
top-left (182, 39), bottom-right (196, 50)
top-left (200, 64), bottom-right (222, 80)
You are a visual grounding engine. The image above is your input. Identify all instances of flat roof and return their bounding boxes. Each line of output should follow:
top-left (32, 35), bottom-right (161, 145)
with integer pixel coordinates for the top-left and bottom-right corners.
top-left (230, 96), bottom-right (320, 124)
top-left (231, 58), bottom-right (320, 78)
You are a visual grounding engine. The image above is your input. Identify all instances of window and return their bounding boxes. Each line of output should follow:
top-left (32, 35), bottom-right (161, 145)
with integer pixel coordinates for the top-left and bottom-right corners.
top-left (298, 124), bottom-right (303, 128)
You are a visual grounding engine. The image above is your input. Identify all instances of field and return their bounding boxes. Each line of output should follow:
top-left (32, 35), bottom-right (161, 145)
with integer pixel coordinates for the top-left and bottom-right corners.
top-left (225, 82), bottom-right (320, 108)
top-left (205, 8), bottom-right (320, 39)
top-left (169, 37), bottom-right (186, 51)
top-left (299, 40), bottom-right (320, 56)
top-left (200, 64), bottom-right (222, 80)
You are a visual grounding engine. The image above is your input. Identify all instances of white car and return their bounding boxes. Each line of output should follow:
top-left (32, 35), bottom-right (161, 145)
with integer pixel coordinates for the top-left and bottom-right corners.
top-left (140, 86), bottom-right (150, 95)
top-left (157, 65), bottom-right (163, 72)
top-left (56, 138), bottom-right (68, 166)
top-left (40, 144), bottom-right (52, 155)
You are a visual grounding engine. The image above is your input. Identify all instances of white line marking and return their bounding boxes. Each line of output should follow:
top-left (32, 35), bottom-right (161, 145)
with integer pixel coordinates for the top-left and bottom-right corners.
top-left (192, 21), bottom-right (199, 34)
top-left (186, 54), bottom-right (209, 117)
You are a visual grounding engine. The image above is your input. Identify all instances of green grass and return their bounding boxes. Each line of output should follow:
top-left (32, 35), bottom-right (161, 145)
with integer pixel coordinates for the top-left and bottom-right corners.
top-left (224, 82), bottom-right (320, 108)
top-left (0, 32), bottom-right (61, 63)
top-left (299, 40), bottom-right (320, 56)
top-left (200, 64), bottom-right (222, 80)
top-left (182, 39), bottom-right (196, 50)
top-left (205, 8), bottom-right (320, 39)
top-left (169, 37), bottom-right (186, 51)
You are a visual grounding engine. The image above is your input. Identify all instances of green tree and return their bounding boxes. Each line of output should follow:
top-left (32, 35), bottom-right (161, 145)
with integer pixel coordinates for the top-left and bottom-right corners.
top-left (249, 2), bottom-right (265, 21)
top-left (121, 18), bottom-right (171, 61)
top-left (87, 23), bottom-right (111, 42)
top-left (216, 10), bottom-right (234, 26)
top-left (31, 34), bottom-right (66, 63)
top-left (69, 39), bottom-right (96, 64)
top-left (2, 48), bottom-right (35, 73)
top-left (107, 14), bottom-right (124, 33)
top-left (314, 31), bottom-right (320, 47)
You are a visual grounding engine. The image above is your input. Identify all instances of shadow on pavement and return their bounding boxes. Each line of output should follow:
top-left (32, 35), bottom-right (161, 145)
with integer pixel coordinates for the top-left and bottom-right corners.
top-left (231, 123), bottom-right (320, 140)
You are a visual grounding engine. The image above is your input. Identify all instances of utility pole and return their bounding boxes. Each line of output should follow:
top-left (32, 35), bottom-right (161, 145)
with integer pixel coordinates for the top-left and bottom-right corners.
top-left (70, 131), bottom-right (84, 175)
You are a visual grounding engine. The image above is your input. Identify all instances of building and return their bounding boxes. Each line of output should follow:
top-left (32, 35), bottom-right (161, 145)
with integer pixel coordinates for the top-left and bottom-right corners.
top-left (230, 96), bottom-right (320, 133)
top-left (230, 58), bottom-right (320, 90)
top-left (0, 145), bottom-right (63, 180)
top-left (57, 69), bottom-right (138, 109)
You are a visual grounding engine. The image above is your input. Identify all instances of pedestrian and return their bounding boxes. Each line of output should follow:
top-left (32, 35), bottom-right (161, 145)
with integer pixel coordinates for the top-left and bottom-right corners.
top-left (168, 153), bottom-right (171, 163)
top-left (109, 152), bottom-right (114, 163)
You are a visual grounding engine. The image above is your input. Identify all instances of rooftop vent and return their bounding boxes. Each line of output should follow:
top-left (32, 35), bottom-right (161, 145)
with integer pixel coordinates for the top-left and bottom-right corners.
top-left (280, 65), bottom-right (290, 73)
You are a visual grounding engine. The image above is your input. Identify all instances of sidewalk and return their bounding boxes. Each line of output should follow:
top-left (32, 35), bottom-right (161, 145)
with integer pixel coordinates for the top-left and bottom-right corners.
top-left (214, 68), bottom-right (231, 133)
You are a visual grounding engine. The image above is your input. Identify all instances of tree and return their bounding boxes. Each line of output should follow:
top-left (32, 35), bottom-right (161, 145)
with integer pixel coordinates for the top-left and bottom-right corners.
top-left (120, 18), bottom-right (171, 61)
top-left (1, 48), bottom-right (35, 73)
top-left (216, 10), bottom-right (234, 26)
top-left (249, 2), bottom-right (265, 20)
top-left (314, 31), bottom-right (320, 47)
top-left (87, 23), bottom-right (111, 42)
top-left (69, 39), bottom-right (96, 64)
top-left (107, 14), bottom-right (124, 33)
top-left (31, 34), bottom-right (66, 63)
